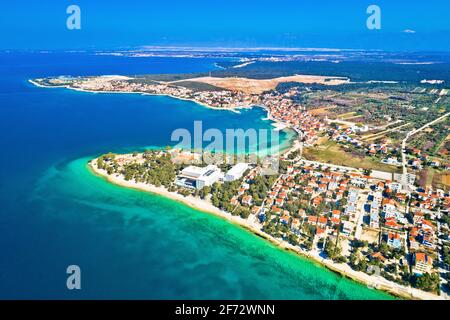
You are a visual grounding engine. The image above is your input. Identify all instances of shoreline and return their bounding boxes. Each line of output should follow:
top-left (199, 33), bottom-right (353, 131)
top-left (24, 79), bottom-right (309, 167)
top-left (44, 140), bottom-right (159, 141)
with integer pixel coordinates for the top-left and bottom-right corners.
top-left (28, 79), bottom-right (246, 114)
top-left (29, 79), bottom-right (299, 152)
top-left (88, 160), bottom-right (442, 300)
top-left (32, 77), bottom-right (443, 300)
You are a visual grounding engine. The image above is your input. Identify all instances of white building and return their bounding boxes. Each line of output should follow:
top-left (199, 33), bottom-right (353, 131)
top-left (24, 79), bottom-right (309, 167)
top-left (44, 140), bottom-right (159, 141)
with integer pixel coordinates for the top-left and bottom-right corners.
top-left (225, 163), bottom-right (248, 181)
top-left (175, 165), bottom-right (223, 189)
top-left (370, 211), bottom-right (379, 229)
top-left (413, 252), bottom-right (433, 275)
top-left (342, 221), bottom-right (355, 236)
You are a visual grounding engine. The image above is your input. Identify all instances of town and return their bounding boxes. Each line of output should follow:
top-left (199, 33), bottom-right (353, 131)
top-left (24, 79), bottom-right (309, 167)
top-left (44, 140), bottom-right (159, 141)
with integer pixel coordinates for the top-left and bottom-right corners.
top-left (35, 73), bottom-right (449, 299)
top-left (93, 138), bottom-right (449, 299)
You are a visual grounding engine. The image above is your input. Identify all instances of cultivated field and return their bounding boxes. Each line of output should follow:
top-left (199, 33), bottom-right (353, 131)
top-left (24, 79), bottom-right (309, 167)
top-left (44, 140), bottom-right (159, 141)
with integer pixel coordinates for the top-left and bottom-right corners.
top-left (303, 139), bottom-right (401, 173)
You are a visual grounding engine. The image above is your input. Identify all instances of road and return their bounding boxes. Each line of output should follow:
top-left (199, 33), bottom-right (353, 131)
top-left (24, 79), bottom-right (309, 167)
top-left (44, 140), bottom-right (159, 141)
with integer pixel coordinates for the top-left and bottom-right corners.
top-left (401, 112), bottom-right (450, 190)
top-left (354, 193), bottom-right (368, 240)
top-left (362, 122), bottom-right (412, 142)
top-left (298, 159), bottom-right (361, 173)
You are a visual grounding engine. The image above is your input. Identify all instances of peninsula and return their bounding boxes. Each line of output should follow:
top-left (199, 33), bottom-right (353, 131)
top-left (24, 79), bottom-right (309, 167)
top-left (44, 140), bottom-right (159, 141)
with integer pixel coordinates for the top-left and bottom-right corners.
top-left (32, 70), bottom-right (450, 300)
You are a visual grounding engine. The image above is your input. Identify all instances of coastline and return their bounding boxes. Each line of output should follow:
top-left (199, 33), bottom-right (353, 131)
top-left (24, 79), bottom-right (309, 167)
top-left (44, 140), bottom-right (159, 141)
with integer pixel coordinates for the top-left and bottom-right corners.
top-left (88, 159), bottom-right (442, 300)
top-left (32, 77), bottom-right (444, 300)
top-left (28, 79), bottom-right (245, 114)
top-left (29, 78), bottom-right (298, 153)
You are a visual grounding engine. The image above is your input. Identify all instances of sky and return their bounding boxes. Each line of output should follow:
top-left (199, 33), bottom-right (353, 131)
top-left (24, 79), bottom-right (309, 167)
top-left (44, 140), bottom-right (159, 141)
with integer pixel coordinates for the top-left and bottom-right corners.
top-left (0, 0), bottom-right (449, 51)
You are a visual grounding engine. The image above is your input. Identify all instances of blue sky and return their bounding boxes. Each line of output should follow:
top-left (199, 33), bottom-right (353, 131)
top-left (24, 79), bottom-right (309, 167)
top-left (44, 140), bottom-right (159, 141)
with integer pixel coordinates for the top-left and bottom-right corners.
top-left (1, 0), bottom-right (449, 51)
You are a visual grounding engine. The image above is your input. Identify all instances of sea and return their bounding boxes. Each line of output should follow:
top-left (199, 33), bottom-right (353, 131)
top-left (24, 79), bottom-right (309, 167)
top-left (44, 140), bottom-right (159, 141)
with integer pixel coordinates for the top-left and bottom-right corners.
top-left (0, 51), bottom-right (393, 299)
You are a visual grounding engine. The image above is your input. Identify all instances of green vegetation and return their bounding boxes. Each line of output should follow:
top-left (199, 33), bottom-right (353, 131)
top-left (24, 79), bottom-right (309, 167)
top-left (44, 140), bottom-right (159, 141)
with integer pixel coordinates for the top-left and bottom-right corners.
top-left (349, 249), bottom-right (368, 272)
top-left (97, 151), bottom-right (178, 188)
top-left (210, 180), bottom-right (242, 211)
top-left (246, 175), bottom-right (277, 206)
top-left (214, 60), bottom-right (450, 82)
top-left (408, 120), bottom-right (449, 157)
top-left (324, 238), bottom-right (343, 262)
top-left (304, 139), bottom-right (400, 173)
top-left (443, 246), bottom-right (450, 267)
top-left (411, 273), bottom-right (441, 294)
top-left (173, 81), bottom-right (227, 92)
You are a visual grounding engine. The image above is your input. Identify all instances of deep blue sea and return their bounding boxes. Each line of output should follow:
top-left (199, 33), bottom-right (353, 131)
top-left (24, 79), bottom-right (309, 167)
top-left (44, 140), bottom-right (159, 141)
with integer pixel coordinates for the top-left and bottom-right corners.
top-left (0, 52), bottom-right (392, 299)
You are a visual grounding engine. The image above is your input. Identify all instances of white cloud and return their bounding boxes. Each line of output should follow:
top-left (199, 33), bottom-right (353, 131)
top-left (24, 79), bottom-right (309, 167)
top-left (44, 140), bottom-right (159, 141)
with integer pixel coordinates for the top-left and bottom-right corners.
top-left (403, 29), bottom-right (416, 34)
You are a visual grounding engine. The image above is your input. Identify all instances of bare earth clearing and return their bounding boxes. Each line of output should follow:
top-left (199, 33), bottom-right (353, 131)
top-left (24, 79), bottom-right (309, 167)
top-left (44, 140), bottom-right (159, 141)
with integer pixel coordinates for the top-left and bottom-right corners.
top-left (169, 75), bottom-right (350, 94)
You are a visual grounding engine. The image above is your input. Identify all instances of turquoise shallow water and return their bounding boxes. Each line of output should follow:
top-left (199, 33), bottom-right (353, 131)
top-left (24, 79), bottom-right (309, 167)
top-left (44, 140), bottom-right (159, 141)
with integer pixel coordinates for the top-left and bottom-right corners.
top-left (31, 157), bottom-right (393, 299)
top-left (0, 52), bottom-right (393, 299)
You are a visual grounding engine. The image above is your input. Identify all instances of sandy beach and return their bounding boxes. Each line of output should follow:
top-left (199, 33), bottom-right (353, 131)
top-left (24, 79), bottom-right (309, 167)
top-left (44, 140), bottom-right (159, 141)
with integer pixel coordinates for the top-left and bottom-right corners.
top-left (89, 159), bottom-right (443, 300)
top-left (33, 76), bottom-right (444, 301)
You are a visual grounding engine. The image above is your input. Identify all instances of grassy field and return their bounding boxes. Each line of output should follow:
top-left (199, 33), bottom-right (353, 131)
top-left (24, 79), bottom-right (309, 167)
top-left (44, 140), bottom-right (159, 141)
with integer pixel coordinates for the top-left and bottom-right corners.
top-left (432, 169), bottom-right (450, 191)
top-left (336, 111), bottom-right (357, 119)
top-left (303, 139), bottom-right (401, 173)
top-left (310, 106), bottom-right (336, 115)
